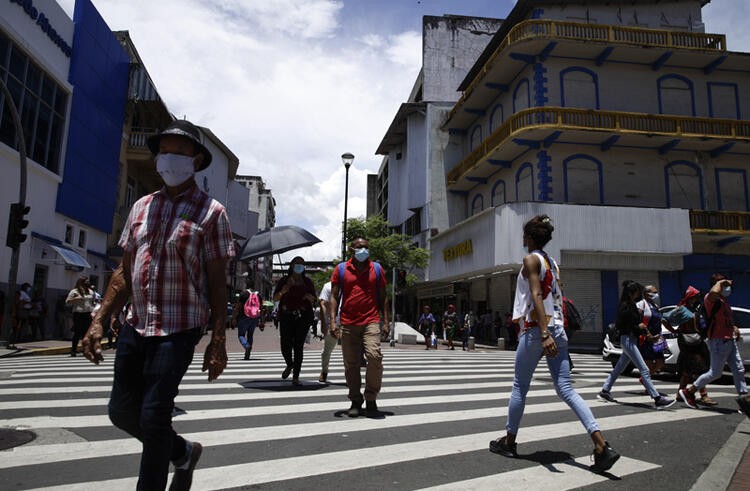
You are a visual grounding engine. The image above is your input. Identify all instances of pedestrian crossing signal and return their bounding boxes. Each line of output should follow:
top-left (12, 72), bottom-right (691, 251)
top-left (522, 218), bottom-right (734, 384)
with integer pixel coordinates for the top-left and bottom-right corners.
top-left (6, 202), bottom-right (30, 249)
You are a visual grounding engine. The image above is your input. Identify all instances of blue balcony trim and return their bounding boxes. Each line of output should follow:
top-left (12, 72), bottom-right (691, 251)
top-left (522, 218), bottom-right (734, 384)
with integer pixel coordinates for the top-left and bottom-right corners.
top-left (651, 51), bottom-right (673, 71)
top-left (600, 135), bottom-right (620, 152)
top-left (538, 42), bottom-right (557, 62)
top-left (488, 159), bottom-right (512, 168)
top-left (595, 46), bottom-right (615, 66)
top-left (658, 139), bottom-right (681, 155)
top-left (513, 138), bottom-right (541, 149)
top-left (704, 55), bottom-right (728, 75)
top-left (710, 142), bottom-right (735, 158)
top-left (448, 128), bottom-right (467, 136)
top-left (533, 63), bottom-right (548, 107)
top-left (465, 108), bottom-right (486, 116)
top-left (485, 82), bottom-right (509, 92)
top-left (509, 52), bottom-right (537, 64)
top-left (536, 151), bottom-right (553, 201)
top-left (466, 176), bottom-right (488, 184)
top-left (543, 131), bottom-right (562, 148)
top-left (449, 190), bottom-right (469, 196)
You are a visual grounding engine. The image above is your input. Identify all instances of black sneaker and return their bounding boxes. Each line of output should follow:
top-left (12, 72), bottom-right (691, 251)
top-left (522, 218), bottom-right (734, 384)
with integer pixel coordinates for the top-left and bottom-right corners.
top-left (597, 390), bottom-right (615, 402)
top-left (169, 441), bottom-right (203, 491)
top-left (243, 349), bottom-right (251, 360)
top-left (489, 437), bottom-right (517, 457)
top-left (365, 400), bottom-right (381, 418)
top-left (281, 366), bottom-right (292, 380)
top-left (736, 395), bottom-right (750, 419)
top-left (654, 396), bottom-right (676, 410)
top-left (590, 441), bottom-right (620, 473)
top-left (347, 401), bottom-right (362, 418)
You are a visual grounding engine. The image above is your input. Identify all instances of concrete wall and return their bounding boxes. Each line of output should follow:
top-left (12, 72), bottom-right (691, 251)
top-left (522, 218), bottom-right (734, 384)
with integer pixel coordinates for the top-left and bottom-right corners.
top-left (422, 15), bottom-right (503, 102)
top-left (531, 1), bottom-right (705, 31)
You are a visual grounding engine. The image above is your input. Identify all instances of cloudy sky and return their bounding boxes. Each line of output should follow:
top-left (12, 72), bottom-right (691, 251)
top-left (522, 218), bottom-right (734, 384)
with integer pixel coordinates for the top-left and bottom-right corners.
top-left (57, 0), bottom-right (747, 262)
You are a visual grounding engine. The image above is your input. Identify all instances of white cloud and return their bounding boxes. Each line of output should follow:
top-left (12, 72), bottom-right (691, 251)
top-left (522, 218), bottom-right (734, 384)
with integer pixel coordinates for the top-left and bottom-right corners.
top-left (58, 0), bottom-right (422, 262)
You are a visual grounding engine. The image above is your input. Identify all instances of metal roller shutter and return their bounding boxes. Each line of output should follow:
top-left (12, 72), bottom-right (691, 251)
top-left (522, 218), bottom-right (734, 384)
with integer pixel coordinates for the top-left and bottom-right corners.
top-left (618, 271), bottom-right (659, 294)
top-left (560, 269), bottom-right (602, 333)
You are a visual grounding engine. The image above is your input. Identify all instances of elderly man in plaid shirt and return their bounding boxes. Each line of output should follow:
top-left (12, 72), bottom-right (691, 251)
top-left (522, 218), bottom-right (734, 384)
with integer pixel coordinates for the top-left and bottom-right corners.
top-left (82, 120), bottom-right (235, 491)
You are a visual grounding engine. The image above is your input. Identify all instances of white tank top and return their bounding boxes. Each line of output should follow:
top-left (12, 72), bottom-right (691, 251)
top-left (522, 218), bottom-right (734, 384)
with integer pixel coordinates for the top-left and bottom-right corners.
top-left (512, 251), bottom-right (564, 328)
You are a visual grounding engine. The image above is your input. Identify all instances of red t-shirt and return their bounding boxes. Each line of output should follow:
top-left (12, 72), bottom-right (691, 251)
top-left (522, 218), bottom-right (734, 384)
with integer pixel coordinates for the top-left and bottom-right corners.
top-left (332, 259), bottom-right (386, 325)
top-left (704, 294), bottom-right (734, 339)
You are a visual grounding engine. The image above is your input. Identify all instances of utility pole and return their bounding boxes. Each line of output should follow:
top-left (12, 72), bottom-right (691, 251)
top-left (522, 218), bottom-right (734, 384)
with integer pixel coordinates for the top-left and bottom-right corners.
top-left (0, 78), bottom-right (29, 348)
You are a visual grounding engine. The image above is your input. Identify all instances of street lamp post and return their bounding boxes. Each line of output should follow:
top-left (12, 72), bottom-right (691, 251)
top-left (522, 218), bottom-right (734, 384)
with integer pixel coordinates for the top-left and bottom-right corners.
top-left (341, 152), bottom-right (354, 260)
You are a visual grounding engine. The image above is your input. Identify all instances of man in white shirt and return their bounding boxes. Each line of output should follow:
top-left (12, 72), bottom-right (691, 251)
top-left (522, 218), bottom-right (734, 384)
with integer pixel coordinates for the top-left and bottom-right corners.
top-left (318, 281), bottom-right (337, 382)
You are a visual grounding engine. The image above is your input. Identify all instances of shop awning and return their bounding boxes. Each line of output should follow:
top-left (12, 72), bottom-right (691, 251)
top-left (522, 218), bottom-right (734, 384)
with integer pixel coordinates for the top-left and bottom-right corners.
top-left (49, 245), bottom-right (91, 269)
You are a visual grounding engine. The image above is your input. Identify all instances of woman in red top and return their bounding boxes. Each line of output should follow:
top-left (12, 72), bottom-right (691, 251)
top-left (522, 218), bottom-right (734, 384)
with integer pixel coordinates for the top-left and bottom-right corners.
top-left (273, 256), bottom-right (317, 386)
top-left (679, 274), bottom-right (749, 416)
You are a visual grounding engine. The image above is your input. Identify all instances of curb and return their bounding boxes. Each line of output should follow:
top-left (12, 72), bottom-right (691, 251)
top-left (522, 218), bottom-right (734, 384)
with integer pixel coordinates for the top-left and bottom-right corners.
top-left (691, 415), bottom-right (750, 490)
top-left (0, 340), bottom-right (115, 358)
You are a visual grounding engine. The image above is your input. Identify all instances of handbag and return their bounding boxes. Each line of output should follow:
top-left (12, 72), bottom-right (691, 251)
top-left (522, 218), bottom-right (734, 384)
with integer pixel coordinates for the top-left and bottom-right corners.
top-left (681, 332), bottom-right (703, 346)
top-left (652, 336), bottom-right (668, 353)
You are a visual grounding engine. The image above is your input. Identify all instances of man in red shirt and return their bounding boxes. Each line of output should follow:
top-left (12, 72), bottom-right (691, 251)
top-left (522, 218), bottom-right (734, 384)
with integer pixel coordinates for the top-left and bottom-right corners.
top-left (329, 237), bottom-right (389, 418)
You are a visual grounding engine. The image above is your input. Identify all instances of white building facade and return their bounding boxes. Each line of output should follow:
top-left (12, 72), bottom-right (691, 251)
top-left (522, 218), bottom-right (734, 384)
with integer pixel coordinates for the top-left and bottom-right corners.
top-left (435, 0), bottom-right (749, 347)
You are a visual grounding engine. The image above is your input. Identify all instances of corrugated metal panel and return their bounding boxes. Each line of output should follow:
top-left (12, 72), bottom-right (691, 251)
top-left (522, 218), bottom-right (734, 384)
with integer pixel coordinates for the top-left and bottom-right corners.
top-left (561, 252), bottom-right (684, 271)
top-left (561, 269), bottom-right (601, 333)
top-left (618, 270), bottom-right (660, 292)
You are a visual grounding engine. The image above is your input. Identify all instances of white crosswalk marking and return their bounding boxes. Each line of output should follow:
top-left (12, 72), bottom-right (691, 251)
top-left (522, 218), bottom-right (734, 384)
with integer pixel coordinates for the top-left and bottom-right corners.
top-left (0, 349), bottom-right (737, 489)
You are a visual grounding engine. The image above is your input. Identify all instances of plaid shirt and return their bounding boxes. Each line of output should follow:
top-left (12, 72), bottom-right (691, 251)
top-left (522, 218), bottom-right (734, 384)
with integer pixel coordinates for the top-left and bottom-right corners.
top-left (119, 183), bottom-right (235, 336)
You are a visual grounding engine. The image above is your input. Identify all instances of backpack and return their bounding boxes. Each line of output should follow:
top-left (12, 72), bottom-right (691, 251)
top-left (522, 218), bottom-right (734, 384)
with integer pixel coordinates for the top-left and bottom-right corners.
top-left (244, 291), bottom-right (261, 318)
top-left (337, 261), bottom-right (383, 307)
top-left (562, 296), bottom-right (583, 332)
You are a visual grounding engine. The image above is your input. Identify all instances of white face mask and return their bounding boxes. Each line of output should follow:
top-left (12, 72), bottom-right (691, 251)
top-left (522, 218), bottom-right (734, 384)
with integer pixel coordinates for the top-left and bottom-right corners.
top-left (721, 286), bottom-right (732, 298)
top-left (648, 292), bottom-right (659, 304)
top-left (156, 153), bottom-right (196, 187)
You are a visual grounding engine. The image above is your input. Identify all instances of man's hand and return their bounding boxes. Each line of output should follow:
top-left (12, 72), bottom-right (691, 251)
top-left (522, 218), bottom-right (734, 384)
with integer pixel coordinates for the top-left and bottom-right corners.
top-left (329, 322), bottom-right (339, 338)
top-left (381, 321), bottom-right (391, 338)
top-left (202, 335), bottom-right (227, 382)
top-left (82, 320), bottom-right (104, 364)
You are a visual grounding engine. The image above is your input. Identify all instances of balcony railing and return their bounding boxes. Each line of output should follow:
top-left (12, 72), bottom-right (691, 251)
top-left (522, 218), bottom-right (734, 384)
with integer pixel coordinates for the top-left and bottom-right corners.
top-left (448, 107), bottom-right (750, 184)
top-left (454, 19), bottom-right (726, 119)
top-left (690, 210), bottom-right (750, 234)
top-left (128, 128), bottom-right (159, 150)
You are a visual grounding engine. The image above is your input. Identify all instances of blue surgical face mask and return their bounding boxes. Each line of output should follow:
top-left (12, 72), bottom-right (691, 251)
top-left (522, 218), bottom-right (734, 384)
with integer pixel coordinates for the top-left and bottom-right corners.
top-left (354, 248), bottom-right (370, 262)
top-left (721, 286), bottom-right (732, 298)
top-left (293, 264), bottom-right (305, 274)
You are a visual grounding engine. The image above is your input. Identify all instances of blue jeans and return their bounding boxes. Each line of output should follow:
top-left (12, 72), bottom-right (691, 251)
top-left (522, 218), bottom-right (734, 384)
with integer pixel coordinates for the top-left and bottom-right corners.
top-left (108, 324), bottom-right (201, 491)
top-left (238, 317), bottom-right (259, 350)
top-left (694, 338), bottom-right (747, 394)
top-left (602, 335), bottom-right (659, 397)
top-left (506, 324), bottom-right (599, 435)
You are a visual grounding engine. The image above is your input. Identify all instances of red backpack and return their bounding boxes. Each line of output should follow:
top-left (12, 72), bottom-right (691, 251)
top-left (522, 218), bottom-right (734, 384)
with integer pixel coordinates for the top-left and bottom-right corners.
top-left (244, 291), bottom-right (261, 318)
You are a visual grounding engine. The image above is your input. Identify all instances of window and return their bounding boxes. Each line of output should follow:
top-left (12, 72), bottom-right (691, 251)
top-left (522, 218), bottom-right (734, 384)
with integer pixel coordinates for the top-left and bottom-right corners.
top-left (516, 163), bottom-right (534, 202)
top-left (125, 177), bottom-right (136, 210)
top-left (470, 125), bottom-right (482, 152)
top-left (471, 194), bottom-right (484, 215)
top-left (78, 229), bottom-right (87, 249)
top-left (0, 29), bottom-right (68, 173)
top-left (564, 155), bottom-right (603, 204)
top-left (404, 208), bottom-right (422, 236)
top-left (658, 75), bottom-right (695, 116)
top-left (489, 105), bottom-right (503, 133)
top-left (665, 161), bottom-right (704, 209)
top-left (513, 79), bottom-right (530, 113)
top-left (491, 180), bottom-right (506, 206)
top-left (64, 225), bottom-right (73, 245)
top-left (560, 67), bottom-right (599, 109)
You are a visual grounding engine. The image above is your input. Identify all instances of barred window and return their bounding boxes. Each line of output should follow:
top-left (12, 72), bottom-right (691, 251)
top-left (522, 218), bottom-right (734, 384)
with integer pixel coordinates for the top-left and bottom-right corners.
top-left (0, 29), bottom-right (68, 174)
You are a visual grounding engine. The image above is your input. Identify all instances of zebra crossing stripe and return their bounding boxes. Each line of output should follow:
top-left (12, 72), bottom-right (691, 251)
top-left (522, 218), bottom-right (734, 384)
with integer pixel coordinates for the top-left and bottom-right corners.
top-left (27, 409), bottom-right (714, 491)
top-left (417, 456), bottom-right (661, 490)
top-left (0, 383), bottom-right (668, 429)
top-left (0, 394), bottom-right (720, 470)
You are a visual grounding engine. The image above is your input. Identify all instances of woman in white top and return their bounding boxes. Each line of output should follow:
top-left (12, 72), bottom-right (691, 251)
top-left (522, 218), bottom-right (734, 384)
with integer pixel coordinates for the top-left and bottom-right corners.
top-left (66, 276), bottom-right (96, 357)
top-left (488, 215), bottom-right (619, 473)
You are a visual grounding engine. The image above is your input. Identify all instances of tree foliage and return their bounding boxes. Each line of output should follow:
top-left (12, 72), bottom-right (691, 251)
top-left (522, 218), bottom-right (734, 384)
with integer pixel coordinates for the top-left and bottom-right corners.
top-left (344, 215), bottom-right (429, 287)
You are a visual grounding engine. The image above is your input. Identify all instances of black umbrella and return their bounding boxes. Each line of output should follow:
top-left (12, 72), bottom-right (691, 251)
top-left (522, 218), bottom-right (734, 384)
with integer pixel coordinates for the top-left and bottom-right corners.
top-left (239, 225), bottom-right (322, 261)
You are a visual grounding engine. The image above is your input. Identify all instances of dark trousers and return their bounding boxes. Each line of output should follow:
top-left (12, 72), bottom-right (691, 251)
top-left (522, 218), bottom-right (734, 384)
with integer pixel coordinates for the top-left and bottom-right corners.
top-left (108, 324), bottom-right (200, 490)
top-left (280, 311), bottom-right (309, 379)
top-left (71, 312), bottom-right (91, 353)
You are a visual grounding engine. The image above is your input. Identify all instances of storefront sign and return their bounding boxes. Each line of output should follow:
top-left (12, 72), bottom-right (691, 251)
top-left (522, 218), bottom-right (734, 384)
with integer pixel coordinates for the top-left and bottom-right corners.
top-left (443, 239), bottom-right (473, 262)
top-left (8, 0), bottom-right (72, 57)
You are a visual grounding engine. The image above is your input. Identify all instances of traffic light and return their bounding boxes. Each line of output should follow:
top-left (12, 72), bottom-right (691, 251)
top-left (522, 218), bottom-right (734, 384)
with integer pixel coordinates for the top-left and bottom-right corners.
top-left (397, 269), bottom-right (407, 288)
top-left (6, 203), bottom-right (30, 249)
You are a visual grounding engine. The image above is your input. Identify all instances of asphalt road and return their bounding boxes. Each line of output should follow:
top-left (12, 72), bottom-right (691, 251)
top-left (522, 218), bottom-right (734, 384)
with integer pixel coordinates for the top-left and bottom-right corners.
top-left (0, 339), bottom-right (747, 490)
